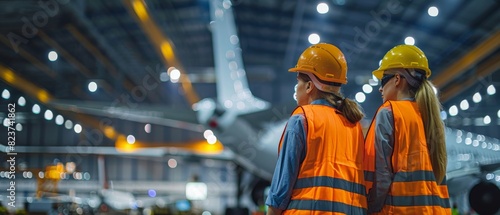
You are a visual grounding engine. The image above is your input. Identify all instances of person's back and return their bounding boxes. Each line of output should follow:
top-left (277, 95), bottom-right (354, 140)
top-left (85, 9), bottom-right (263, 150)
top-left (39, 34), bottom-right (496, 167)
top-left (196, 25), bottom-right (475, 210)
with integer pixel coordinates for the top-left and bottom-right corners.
top-left (282, 102), bottom-right (365, 214)
top-left (266, 43), bottom-right (367, 215)
top-left (364, 44), bottom-right (451, 214)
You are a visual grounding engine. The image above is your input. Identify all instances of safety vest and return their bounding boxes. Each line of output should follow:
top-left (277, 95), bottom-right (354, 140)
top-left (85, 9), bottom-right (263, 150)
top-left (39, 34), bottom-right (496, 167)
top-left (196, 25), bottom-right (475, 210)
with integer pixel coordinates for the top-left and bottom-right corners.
top-left (280, 104), bottom-right (367, 215)
top-left (364, 100), bottom-right (451, 214)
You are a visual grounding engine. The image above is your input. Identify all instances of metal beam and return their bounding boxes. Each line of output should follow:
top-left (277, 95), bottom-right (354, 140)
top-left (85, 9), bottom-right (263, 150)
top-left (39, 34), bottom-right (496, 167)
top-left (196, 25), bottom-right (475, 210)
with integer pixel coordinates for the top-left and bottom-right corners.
top-left (0, 35), bottom-right (57, 79)
top-left (440, 54), bottom-right (500, 102)
top-left (123, 0), bottom-right (200, 106)
top-left (433, 31), bottom-right (500, 88)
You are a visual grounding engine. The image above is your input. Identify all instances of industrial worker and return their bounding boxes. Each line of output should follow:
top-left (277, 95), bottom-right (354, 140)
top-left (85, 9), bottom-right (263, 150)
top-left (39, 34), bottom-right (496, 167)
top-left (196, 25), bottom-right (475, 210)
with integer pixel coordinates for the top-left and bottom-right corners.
top-left (364, 44), bottom-right (451, 214)
top-left (266, 43), bottom-right (367, 214)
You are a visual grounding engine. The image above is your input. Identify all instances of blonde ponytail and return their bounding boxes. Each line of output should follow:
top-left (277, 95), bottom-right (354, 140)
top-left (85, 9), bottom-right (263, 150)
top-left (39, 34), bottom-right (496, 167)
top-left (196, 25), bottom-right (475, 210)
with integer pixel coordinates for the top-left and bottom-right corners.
top-left (415, 79), bottom-right (447, 183)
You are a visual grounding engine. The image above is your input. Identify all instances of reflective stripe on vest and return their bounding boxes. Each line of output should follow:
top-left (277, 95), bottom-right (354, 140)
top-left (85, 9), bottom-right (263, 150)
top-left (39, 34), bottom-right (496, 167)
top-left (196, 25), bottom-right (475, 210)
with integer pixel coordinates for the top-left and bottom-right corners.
top-left (283, 104), bottom-right (367, 215)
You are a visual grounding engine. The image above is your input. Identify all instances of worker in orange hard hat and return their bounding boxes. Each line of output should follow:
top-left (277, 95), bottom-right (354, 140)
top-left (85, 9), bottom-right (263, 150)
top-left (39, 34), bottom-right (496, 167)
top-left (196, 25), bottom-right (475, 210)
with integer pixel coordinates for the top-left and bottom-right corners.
top-left (266, 43), bottom-right (367, 215)
top-left (364, 44), bottom-right (451, 214)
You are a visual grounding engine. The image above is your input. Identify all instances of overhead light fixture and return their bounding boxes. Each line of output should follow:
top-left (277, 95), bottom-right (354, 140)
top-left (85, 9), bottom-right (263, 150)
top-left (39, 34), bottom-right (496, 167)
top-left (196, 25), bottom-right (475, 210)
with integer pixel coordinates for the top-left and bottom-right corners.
top-left (472, 92), bottom-right (482, 103)
top-left (55, 115), bottom-right (64, 125)
top-left (355, 92), bottom-right (366, 103)
top-left (428, 6), bottom-right (439, 17)
top-left (2, 89), bottom-right (10, 99)
top-left (487, 85), bottom-right (496, 95)
top-left (44, 110), bottom-right (53, 120)
top-left (448, 105), bottom-right (458, 116)
top-left (404, 36), bottom-right (415, 45)
top-left (460, 99), bottom-right (469, 110)
top-left (483, 115), bottom-right (491, 125)
top-left (127, 135), bottom-right (136, 144)
top-left (18, 96), bottom-right (26, 106)
top-left (362, 84), bottom-right (373, 94)
top-left (317, 3), bottom-right (329, 14)
top-left (65, 120), bottom-right (73, 129)
top-left (48, 51), bottom-right (58, 61)
top-left (74, 124), bottom-right (82, 133)
top-left (308, 33), bottom-right (320, 44)
top-left (32, 104), bottom-right (41, 114)
top-left (88, 81), bottom-right (98, 92)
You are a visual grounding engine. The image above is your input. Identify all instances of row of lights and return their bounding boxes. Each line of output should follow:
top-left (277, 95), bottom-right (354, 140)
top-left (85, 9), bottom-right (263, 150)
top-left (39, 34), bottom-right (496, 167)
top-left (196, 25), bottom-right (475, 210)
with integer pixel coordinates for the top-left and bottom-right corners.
top-left (312, 3), bottom-right (440, 46)
top-left (454, 130), bottom-right (500, 151)
top-left (1, 89), bottom-right (84, 134)
top-left (447, 85), bottom-right (497, 125)
top-left (0, 171), bottom-right (91, 180)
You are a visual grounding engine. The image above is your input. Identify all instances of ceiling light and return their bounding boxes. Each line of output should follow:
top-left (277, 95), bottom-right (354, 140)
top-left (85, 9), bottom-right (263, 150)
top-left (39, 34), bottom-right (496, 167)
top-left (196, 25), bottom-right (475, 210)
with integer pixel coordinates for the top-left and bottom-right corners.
top-left (362, 84), bottom-right (373, 94)
top-left (88, 81), bottom-right (97, 92)
top-left (483, 115), bottom-right (491, 125)
top-left (308, 33), bottom-right (320, 44)
top-left (355, 92), bottom-right (366, 103)
top-left (74, 124), bottom-right (82, 133)
top-left (169, 68), bottom-right (181, 83)
top-left (440, 110), bottom-right (447, 120)
top-left (2, 89), bottom-right (10, 99)
top-left (3, 118), bottom-right (11, 127)
top-left (497, 109), bottom-right (500, 119)
top-left (404, 36), bottom-right (415, 45)
top-left (32, 104), bottom-right (41, 114)
top-left (127, 135), bottom-right (136, 144)
top-left (203, 130), bottom-right (214, 139)
top-left (460, 99), bottom-right (469, 110)
top-left (159, 72), bottom-right (169, 82)
top-left (144, 123), bottom-right (151, 133)
top-left (487, 85), bottom-right (496, 95)
top-left (18, 96), bottom-right (26, 106)
top-left (15, 123), bottom-right (22, 132)
top-left (449, 105), bottom-right (458, 116)
top-left (48, 51), bottom-right (58, 61)
top-left (428, 6), bottom-right (439, 17)
top-left (317, 3), bottom-right (329, 14)
top-left (472, 92), bottom-right (482, 103)
top-left (55, 115), bottom-right (64, 125)
top-left (65, 120), bottom-right (73, 129)
top-left (168, 158), bottom-right (177, 168)
top-left (44, 110), bottom-right (53, 120)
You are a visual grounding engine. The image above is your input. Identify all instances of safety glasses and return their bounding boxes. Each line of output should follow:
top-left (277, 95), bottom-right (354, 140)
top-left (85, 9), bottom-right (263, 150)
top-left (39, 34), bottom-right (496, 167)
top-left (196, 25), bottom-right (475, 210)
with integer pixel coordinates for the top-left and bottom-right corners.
top-left (380, 74), bottom-right (395, 88)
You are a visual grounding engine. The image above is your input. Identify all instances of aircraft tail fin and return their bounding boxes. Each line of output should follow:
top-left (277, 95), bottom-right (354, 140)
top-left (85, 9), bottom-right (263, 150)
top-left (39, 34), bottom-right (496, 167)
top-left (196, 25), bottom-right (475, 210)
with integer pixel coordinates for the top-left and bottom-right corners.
top-left (209, 0), bottom-right (269, 115)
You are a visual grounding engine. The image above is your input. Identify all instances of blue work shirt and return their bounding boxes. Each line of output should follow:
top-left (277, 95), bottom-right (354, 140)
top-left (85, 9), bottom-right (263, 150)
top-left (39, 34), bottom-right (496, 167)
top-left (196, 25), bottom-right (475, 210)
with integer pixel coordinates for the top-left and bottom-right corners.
top-left (265, 99), bottom-right (336, 209)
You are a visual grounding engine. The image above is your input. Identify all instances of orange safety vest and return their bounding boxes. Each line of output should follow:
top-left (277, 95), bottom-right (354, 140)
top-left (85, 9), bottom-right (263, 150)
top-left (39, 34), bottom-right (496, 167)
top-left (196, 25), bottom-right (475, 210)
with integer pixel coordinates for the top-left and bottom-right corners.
top-left (280, 104), bottom-right (367, 215)
top-left (364, 100), bottom-right (451, 214)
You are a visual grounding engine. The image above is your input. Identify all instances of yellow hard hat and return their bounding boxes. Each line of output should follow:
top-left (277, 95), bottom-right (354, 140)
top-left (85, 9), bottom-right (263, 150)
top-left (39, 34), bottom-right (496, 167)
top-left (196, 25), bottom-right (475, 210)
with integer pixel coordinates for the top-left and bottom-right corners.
top-left (373, 44), bottom-right (431, 80)
top-left (289, 43), bottom-right (347, 84)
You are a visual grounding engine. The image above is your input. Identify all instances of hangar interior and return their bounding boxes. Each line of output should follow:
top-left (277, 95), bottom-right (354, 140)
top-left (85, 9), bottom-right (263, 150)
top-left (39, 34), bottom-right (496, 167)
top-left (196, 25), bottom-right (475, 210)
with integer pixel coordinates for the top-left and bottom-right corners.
top-left (0, 0), bottom-right (499, 214)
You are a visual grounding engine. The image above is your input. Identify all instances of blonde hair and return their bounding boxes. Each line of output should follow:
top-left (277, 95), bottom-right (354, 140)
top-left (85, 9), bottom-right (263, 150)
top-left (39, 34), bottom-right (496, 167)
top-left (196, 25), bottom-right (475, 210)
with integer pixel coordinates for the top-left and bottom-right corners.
top-left (413, 73), bottom-right (447, 183)
top-left (298, 73), bottom-right (365, 123)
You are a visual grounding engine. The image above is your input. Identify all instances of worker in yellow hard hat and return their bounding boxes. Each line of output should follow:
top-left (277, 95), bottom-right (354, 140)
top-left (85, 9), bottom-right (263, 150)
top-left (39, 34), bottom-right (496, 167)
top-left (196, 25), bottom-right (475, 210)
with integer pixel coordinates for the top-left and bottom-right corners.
top-left (266, 43), bottom-right (367, 214)
top-left (364, 44), bottom-right (451, 214)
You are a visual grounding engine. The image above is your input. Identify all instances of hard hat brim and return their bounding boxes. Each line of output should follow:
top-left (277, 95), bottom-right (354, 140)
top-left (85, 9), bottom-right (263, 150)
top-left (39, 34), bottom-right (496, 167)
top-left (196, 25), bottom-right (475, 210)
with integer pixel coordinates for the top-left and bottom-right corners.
top-left (372, 69), bottom-right (384, 80)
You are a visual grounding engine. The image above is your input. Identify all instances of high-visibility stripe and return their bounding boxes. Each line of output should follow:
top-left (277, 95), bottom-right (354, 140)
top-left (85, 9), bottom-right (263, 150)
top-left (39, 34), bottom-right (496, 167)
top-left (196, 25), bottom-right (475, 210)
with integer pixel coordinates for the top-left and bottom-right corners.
top-left (294, 176), bottom-right (366, 195)
top-left (391, 181), bottom-right (450, 196)
top-left (393, 170), bottom-right (435, 182)
top-left (291, 186), bottom-right (367, 208)
top-left (288, 199), bottom-right (367, 214)
top-left (385, 195), bottom-right (451, 208)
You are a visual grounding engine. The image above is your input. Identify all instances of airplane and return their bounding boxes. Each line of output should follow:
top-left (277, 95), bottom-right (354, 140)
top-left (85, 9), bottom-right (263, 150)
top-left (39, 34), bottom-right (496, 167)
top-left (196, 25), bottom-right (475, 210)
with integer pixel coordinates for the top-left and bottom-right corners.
top-left (35, 0), bottom-right (500, 214)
